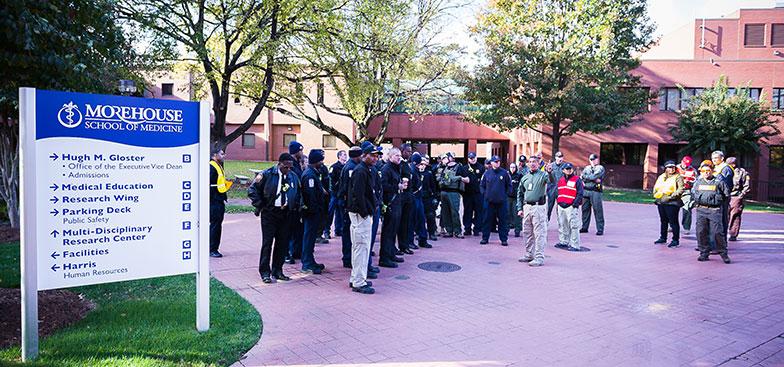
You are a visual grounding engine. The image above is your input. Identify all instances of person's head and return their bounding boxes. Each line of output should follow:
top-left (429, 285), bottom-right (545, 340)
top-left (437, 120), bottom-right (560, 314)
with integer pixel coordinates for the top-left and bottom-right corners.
top-left (387, 147), bottom-right (402, 164)
top-left (554, 151), bottom-right (564, 164)
top-left (348, 146), bottom-right (362, 161)
top-left (440, 154), bottom-right (449, 165)
top-left (562, 162), bottom-right (574, 176)
top-left (467, 152), bottom-right (477, 164)
top-left (446, 152), bottom-right (456, 165)
top-left (288, 141), bottom-right (304, 158)
top-left (699, 160), bottom-right (714, 179)
top-left (211, 144), bottom-right (225, 163)
top-left (726, 156), bottom-right (737, 169)
top-left (518, 154), bottom-right (527, 165)
top-left (308, 149), bottom-right (324, 169)
top-left (400, 144), bottom-right (413, 160)
top-left (711, 150), bottom-right (724, 165)
top-left (681, 155), bottom-right (693, 167)
top-left (509, 162), bottom-right (517, 173)
top-left (277, 153), bottom-right (295, 175)
top-left (589, 153), bottom-right (599, 166)
top-left (664, 160), bottom-right (676, 175)
top-left (361, 142), bottom-right (381, 165)
top-left (528, 155), bottom-right (541, 171)
top-left (337, 150), bottom-right (348, 164)
top-left (489, 155), bottom-right (501, 169)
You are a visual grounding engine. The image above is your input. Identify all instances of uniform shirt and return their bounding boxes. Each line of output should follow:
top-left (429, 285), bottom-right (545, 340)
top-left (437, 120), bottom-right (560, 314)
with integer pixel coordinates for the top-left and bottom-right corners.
top-left (480, 168), bottom-right (512, 204)
top-left (517, 169), bottom-right (553, 211)
top-left (438, 163), bottom-right (463, 191)
top-left (301, 166), bottom-right (327, 215)
top-left (421, 169), bottom-right (438, 199)
top-left (329, 161), bottom-right (344, 195)
top-left (731, 167), bottom-right (750, 198)
top-left (459, 162), bottom-right (485, 194)
top-left (248, 166), bottom-right (300, 212)
top-left (318, 164), bottom-right (330, 195)
top-left (581, 164), bottom-right (605, 191)
top-left (347, 161), bottom-right (376, 218)
top-left (337, 158), bottom-right (359, 202)
top-left (381, 161), bottom-right (403, 205)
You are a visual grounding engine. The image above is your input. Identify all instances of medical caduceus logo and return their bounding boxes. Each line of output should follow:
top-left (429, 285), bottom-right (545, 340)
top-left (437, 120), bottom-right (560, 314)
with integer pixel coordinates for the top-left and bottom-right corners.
top-left (57, 101), bottom-right (83, 128)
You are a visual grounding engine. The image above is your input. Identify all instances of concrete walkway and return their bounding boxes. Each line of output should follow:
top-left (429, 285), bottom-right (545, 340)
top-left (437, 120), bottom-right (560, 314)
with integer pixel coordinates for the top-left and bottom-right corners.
top-left (211, 202), bottom-right (784, 367)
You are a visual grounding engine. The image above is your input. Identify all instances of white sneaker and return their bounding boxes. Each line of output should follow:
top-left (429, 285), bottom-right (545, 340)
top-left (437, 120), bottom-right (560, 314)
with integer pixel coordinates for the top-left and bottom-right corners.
top-left (528, 259), bottom-right (544, 267)
top-left (518, 256), bottom-right (534, 263)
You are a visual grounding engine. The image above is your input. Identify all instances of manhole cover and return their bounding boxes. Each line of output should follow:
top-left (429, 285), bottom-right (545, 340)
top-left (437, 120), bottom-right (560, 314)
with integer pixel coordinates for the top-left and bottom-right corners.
top-left (488, 261), bottom-right (501, 265)
top-left (418, 261), bottom-right (461, 272)
top-left (395, 275), bottom-right (410, 280)
top-left (607, 245), bottom-right (619, 248)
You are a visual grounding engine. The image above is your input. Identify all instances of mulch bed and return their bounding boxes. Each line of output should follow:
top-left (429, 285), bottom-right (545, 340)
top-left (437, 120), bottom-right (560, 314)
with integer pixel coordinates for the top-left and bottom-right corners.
top-left (0, 223), bottom-right (19, 243)
top-left (0, 288), bottom-right (94, 349)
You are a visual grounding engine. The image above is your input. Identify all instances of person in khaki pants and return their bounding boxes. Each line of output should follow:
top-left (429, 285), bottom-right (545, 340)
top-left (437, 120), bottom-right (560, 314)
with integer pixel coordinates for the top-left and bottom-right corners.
top-left (554, 163), bottom-right (584, 252)
top-left (517, 155), bottom-right (554, 266)
top-left (346, 143), bottom-right (382, 294)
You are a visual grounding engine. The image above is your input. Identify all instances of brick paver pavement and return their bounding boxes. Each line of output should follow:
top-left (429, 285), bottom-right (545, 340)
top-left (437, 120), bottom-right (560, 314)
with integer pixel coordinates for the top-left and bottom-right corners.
top-left (211, 202), bottom-right (784, 367)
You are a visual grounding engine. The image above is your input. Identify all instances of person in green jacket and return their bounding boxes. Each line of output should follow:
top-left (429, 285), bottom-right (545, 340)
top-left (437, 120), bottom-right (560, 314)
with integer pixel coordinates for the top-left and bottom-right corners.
top-left (652, 161), bottom-right (685, 248)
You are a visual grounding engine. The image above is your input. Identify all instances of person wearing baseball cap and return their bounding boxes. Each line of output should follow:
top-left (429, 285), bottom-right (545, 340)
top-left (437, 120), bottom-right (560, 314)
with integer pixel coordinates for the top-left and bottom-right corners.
top-left (517, 154), bottom-right (555, 266)
top-left (346, 143), bottom-right (382, 294)
top-left (409, 152), bottom-right (433, 249)
top-left (677, 156), bottom-right (697, 235)
top-left (580, 153), bottom-right (605, 235)
top-left (286, 140), bottom-right (306, 264)
top-left (461, 152), bottom-right (485, 237)
top-left (480, 155), bottom-right (512, 246)
top-left (553, 162), bottom-right (585, 251)
top-left (653, 161), bottom-right (685, 248)
top-left (546, 151), bottom-right (567, 221)
top-left (437, 150), bottom-right (465, 238)
top-left (692, 159), bottom-right (731, 264)
top-left (300, 149), bottom-right (327, 275)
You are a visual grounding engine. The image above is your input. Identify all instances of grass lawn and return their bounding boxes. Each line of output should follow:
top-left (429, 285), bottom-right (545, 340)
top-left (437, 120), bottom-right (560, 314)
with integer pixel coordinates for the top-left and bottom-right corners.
top-left (604, 187), bottom-right (784, 214)
top-left (222, 160), bottom-right (274, 200)
top-left (0, 242), bottom-right (261, 367)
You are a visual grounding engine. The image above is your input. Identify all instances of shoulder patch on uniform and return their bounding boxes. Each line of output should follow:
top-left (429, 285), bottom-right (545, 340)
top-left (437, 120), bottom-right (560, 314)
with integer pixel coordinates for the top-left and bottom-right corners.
top-left (308, 178), bottom-right (315, 188)
top-left (348, 170), bottom-right (353, 177)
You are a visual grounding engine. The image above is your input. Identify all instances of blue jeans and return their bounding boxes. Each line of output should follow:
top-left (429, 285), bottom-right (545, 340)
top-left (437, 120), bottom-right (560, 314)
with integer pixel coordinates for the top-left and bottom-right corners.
top-left (482, 201), bottom-right (509, 242)
top-left (328, 195), bottom-right (344, 236)
top-left (301, 215), bottom-right (319, 270)
top-left (288, 211), bottom-right (303, 259)
top-left (370, 206), bottom-right (381, 265)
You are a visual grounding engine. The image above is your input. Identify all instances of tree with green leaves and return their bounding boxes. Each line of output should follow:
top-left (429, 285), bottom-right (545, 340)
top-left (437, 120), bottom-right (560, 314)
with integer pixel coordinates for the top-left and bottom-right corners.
top-left (273, 0), bottom-right (461, 146)
top-left (117, 0), bottom-right (338, 148)
top-left (0, 0), bottom-right (151, 228)
top-left (670, 76), bottom-right (780, 156)
top-left (461, 0), bottom-right (655, 155)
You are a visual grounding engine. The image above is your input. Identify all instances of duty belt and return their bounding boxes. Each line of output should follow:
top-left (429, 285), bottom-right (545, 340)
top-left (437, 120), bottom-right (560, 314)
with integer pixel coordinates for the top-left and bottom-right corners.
top-left (525, 198), bottom-right (546, 206)
top-left (695, 204), bottom-right (720, 209)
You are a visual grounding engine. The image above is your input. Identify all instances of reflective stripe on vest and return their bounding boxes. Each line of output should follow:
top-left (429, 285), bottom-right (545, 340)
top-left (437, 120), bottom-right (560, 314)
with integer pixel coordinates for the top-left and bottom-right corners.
top-left (210, 160), bottom-right (232, 193)
top-left (653, 174), bottom-right (678, 199)
top-left (557, 175), bottom-right (579, 206)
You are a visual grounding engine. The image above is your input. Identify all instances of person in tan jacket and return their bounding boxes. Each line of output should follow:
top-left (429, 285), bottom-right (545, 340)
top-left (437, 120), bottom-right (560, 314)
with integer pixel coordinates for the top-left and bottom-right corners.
top-left (727, 157), bottom-right (750, 241)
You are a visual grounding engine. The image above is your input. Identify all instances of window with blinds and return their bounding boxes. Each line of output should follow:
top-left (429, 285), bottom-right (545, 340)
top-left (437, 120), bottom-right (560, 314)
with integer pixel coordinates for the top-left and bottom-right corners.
top-left (744, 24), bottom-right (765, 47)
top-left (772, 24), bottom-right (784, 46)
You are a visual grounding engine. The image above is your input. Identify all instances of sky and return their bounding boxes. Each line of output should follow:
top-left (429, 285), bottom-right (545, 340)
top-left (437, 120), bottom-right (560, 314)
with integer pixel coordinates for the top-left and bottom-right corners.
top-left (442, 0), bottom-right (779, 68)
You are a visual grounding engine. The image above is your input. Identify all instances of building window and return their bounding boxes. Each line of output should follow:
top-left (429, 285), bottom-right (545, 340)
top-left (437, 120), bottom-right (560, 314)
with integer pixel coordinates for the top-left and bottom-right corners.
top-left (774, 88), bottom-right (784, 110)
top-left (317, 82), bottom-right (325, 104)
top-left (729, 88), bottom-right (762, 101)
top-left (771, 24), bottom-right (784, 46)
top-left (659, 87), bottom-right (704, 111)
top-left (161, 83), bottom-right (174, 96)
top-left (770, 146), bottom-right (784, 169)
top-left (322, 134), bottom-right (336, 149)
top-left (242, 133), bottom-right (255, 148)
top-left (744, 24), bottom-right (765, 47)
top-left (283, 133), bottom-right (296, 147)
top-left (600, 143), bottom-right (647, 166)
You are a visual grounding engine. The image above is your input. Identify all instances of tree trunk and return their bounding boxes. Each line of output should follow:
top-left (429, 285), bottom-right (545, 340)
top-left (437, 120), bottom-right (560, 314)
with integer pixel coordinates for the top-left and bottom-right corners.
top-left (0, 119), bottom-right (20, 228)
top-left (551, 119), bottom-right (561, 158)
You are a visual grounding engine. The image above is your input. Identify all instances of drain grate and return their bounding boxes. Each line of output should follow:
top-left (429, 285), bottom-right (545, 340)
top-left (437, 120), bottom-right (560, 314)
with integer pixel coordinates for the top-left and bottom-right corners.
top-left (607, 245), bottom-right (619, 248)
top-left (488, 261), bottom-right (501, 265)
top-left (418, 261), bottom-right (462, 273)
top-left (395, 275), bottom-right (410, 280)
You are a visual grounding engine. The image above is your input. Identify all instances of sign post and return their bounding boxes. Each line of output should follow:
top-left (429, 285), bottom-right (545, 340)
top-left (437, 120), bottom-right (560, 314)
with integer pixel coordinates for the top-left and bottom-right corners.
top-left (19, 88), bottom-right (210, 361)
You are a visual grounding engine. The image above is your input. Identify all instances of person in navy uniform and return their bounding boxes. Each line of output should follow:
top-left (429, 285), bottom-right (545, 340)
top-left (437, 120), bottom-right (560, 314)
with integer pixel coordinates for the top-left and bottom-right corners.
top-left (480, 155), bottom-right (512, 246)
top-left (338, 147), bottom-right (362, 268)
top-left (420, 155), bottom-right (439, 242)
top-left (397, 144), bottom-right (416, 253)
top-left (346, 143), bottom-right (383, 294)
top-left (507, 162), bottom-right (523, 237)
top-left (209, 145), bottom-right (228, 257)
top-left (301, 149), bottom-right (328, 274)
top-left (316, 151), bottom-right (331, 244)
top-left (379, 147), bottom-right (406, 267)
top-left (286, 141), bottom-right (305, 263)
top-left (460, 152), bottom-right (485, 236)
top-left (248, 153), bottom-right (300, 283)
top-left (411, 153), bottom-right (433, 249)
top-left (328, 150), bottom-right (348, 238)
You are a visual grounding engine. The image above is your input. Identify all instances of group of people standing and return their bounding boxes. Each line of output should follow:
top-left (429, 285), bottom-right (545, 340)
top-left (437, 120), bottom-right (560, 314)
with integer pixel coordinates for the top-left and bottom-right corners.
top-left (652, 151), bottom-right (750, 264)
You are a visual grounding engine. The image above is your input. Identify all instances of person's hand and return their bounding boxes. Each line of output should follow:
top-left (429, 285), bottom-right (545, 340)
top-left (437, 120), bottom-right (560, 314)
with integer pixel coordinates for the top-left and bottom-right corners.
top-left (254, 174), bottom-right (263, 183)
top-left (545, 163), bottom-right (553, 173)
top-left (461, 177), bottom-right (470, 183)
top-left (517, 210), bottom-right (523, 217)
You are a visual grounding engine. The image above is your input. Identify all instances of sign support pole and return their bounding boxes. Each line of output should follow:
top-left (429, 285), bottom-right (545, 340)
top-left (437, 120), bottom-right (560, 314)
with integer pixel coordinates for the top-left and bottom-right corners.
top-left (20, 87), bottom-right (39, 361)
top-left (196, 101), bottom-right (210, 332)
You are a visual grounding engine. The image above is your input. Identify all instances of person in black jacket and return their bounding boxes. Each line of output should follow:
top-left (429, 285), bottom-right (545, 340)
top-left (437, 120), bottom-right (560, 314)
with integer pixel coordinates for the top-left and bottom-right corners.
top-left (411, 153), bottom-right (433, 248)
top-left (398, 144), bottom-right (416, 253)
top-left (316, 152), bottom-right (331, 243)
top-left (346, 143), bottom-right (382, 294)
top-left (380, 147), bottom-right (407, 267)
top-left (461, 152), bottom-right (485, 236)
top-left (421, 155), bottom-right (439, 241)
top-left (508, 162), bottom-right (523, 237)
top-left (480, 156), bottom-right (512, 246)
top-left (327, 150), bottom-right (347, 239)
top-left (301, 149), bottom-right (328, 274)
top-left (287, 141), bottom-right (305, 263)
top-left (248, 153), bottom-right (300, 283)
top-left (209, 145), bottom-right (228, 258)
top-left (338, 147), bottom-right (362, 268)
